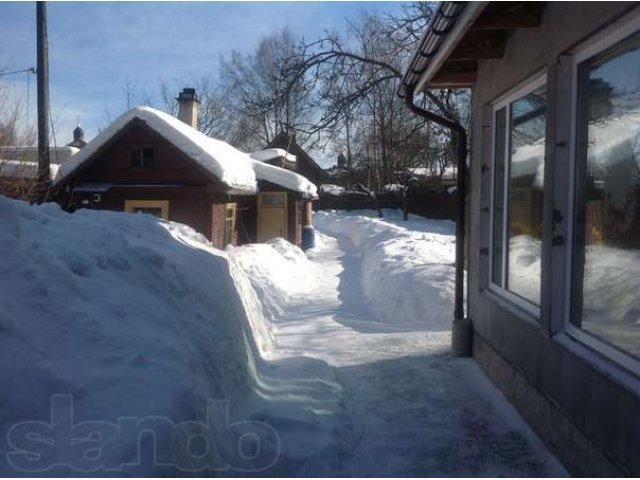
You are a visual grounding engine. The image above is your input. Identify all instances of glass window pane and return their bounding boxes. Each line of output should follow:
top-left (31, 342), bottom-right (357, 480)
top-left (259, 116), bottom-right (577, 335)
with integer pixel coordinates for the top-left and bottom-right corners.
top-left (262, 193), bottom-right (286, 206)
top-left (130, 149), bottom-right (142, 170)
top-left (506, 85), bottom-right (546, 305)
top-left (492, 107), bottom-right (507, 287)
top-left (132, 207), bottom-right (163, 217)
top-left (142, 148), bottom-right (155, 169)
top-left (575, 34), bottom-right (640, 358)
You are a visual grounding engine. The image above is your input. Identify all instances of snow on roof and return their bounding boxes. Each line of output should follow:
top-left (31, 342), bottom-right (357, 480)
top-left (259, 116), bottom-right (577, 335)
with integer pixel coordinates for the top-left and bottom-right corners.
top-left (250, 148), bottom-right (297, 164)
top-left (54, 106), bottom-right (257, 193)
top-left (409, 165), bottom-right (457, 180)
top-left (319, 184), bottom-right (345, 195)
top-left (251, 159), bottom-right (318, 199)
top-left (0, 146), bottom-right (78, 165)
top-left (383, 183), bottom-right (405, 192)
top-left (0, 160), bottom-right (60, 180)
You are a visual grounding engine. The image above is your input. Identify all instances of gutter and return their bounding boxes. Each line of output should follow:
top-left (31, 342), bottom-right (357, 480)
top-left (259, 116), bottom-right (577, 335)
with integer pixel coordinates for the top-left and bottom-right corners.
top-left (398, 1), bottom-right (485, 357)
top-left (402, 84), bottom-right (472, 357)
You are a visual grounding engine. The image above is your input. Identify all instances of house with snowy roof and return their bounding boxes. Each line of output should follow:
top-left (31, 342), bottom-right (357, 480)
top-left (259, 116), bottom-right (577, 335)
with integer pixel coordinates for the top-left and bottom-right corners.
top-left (264, 131), bottom-right (327, 187)
top-left (402, 1), bottom-right (640, 476)
top-left (51, 89), bottom-right (317, 249)
top-left (241, 146), bottom-right (317, 245)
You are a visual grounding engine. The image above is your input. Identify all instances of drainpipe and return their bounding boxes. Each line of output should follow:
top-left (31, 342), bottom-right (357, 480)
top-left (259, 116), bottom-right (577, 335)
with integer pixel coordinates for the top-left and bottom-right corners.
top-left (403, 84), bottom-right (472, 357)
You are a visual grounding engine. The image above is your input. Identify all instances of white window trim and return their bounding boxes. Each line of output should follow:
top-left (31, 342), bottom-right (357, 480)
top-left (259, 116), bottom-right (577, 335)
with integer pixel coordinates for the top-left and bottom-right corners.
top-left (563, 12), bottom-right (640, 375)
top-left (488, 72), bottom-right (547, 319)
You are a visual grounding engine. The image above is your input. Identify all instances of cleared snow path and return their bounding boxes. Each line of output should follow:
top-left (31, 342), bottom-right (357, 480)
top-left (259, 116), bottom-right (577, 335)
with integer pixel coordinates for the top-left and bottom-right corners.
top-left (234, 211), bottom-right (567, 476)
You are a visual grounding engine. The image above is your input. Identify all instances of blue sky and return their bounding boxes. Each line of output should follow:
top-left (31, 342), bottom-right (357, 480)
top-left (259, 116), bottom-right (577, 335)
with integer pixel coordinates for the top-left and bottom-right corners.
top-left (0, 1), bottom-right (404, 146)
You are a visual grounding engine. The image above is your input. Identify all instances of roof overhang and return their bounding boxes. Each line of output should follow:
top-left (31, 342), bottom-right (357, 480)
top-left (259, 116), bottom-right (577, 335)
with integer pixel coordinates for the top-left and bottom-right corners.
top-left (402, 1), bottom-right (545, 92)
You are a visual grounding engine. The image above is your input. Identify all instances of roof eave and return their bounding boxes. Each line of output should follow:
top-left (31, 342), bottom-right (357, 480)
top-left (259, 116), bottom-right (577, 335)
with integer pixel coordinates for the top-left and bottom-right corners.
top-left (414, 2), bottom-right (488, 92)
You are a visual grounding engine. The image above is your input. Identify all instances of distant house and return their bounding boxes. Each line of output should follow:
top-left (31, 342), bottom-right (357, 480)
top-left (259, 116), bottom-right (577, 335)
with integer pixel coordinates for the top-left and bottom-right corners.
top-left (52, 100), bottom-right (256, 249)
top-left (0, 90), bottom-right (317, 249)
top-left (403, 1), bottom-right (640, 476)
top-left (264, 132), bottom-right (327, 187)
top-left (49, 90), bottom-right (316, 249)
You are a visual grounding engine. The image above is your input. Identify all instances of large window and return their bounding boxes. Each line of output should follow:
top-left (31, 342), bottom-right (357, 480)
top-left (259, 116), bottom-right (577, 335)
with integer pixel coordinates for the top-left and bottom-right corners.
top-left (571, 32), bottom-right (640, 359)
top-left (491, 76), bottom-right (547, 309)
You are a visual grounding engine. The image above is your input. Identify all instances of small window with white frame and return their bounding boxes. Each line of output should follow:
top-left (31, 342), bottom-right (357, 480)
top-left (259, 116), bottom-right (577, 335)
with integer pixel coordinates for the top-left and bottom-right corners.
top-left (490, 74), bottom-right (547, 313)
top-left (569, 25), bottom-right (640, 363)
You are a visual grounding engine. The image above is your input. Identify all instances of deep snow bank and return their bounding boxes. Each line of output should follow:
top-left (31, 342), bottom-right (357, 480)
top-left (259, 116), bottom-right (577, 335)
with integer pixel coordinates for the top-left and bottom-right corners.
top-left (314, 209), bottom-right (456, 330)
top-left (0, 197), bottom-right (277, 475)
top-left (0, 197), bottom-right (339, 476)
top-left (229, 239), bottom-right (315, 325)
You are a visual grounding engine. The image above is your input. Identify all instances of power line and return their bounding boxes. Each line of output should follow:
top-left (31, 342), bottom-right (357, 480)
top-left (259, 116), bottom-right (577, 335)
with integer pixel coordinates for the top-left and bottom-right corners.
top-left (0, 67), bottom-right (36, 77)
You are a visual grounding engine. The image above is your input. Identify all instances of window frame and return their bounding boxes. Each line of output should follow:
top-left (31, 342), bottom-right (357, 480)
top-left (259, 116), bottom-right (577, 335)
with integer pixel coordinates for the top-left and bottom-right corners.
top-left (489, 72), bottom-right (547, 319)
top-left (223, 202), bottom-right (236, 247)
top-left (124, 200), bottom-right (169, 220)
top-left (563, 14), bottom-right (640, 375)
top-left (129, 145), bottom-right (156, 171)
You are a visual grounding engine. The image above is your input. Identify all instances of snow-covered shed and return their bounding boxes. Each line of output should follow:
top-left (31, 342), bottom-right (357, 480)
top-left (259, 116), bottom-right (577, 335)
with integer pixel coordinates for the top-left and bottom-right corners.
top-left (234, 156), bottom-right (318, 246)
top-left (402, 1), bottom-right (640, 475)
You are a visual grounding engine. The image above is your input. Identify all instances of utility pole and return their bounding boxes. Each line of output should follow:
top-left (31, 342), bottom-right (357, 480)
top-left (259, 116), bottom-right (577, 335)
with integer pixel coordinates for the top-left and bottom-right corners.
top-left (36, 1), bottom-right (51, 202)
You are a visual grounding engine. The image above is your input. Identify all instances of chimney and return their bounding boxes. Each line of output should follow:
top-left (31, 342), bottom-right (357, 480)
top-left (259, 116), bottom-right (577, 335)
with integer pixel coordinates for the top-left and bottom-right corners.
top-left (176, 88), bottom-right (199, 129)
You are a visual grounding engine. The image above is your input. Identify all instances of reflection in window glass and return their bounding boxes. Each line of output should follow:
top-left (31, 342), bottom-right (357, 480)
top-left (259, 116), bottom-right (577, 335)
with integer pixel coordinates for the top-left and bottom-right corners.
top-left (574, 34), bottom-right (640, 358)
top-left (131, 207), bottom-right (163, 217)
top-left (507, 85), bottom-right (546, 305)
top-left (492, 108), bottom-right (507, 287)
top-left (491, 80), bottom-right (546, 308)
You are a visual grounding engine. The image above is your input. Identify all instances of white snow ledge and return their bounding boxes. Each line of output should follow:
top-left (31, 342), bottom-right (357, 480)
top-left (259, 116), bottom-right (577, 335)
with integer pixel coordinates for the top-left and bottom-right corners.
top-left (54, 106), bottom-right (257, 193)
top-left (251, 159), bottom-right (318, 199)
top-left (250, 148), bottom-right (297, 164)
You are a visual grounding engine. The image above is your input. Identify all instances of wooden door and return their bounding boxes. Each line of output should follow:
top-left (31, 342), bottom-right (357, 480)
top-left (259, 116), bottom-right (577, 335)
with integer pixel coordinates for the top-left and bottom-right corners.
top-left (257, 192), bottom-right (288, 242)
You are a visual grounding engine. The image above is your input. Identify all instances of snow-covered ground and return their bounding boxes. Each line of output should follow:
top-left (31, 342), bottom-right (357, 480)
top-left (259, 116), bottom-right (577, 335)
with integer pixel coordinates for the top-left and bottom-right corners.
top-left (0, 197), bottom-right (342, 476)
top-left (231, 208), bottom-right (567, 476)
top-left (0, 198), bottom-right (566, 476)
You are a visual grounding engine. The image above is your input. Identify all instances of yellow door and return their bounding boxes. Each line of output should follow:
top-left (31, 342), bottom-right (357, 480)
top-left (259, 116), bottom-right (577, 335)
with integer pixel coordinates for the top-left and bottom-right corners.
top-left (257, 192), bottom-right (288, 242)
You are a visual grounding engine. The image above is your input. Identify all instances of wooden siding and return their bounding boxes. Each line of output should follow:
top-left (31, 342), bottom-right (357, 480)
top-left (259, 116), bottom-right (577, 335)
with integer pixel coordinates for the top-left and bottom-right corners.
top-left (58, 120), bottom-right (235, 247)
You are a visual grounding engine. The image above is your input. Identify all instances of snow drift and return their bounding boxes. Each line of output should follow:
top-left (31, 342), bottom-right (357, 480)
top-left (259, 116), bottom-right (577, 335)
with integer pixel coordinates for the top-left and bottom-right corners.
top-left (314, 209), bottom-right (456, 330)
top-left (0, 196), bottom-right (342, 476)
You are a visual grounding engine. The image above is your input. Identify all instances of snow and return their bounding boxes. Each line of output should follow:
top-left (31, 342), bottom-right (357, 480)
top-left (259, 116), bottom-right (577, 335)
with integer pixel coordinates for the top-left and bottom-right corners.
top-left (503, 233), bottom-right (640, 356)
top-left (250, 148), bottom-right (296, 164)
top-left (511, 143), bottom-right (545, 189)
top-left (0, 160), bottom-right (60, 179)
top-left (409, 165), bottom-right (457, 180)
top-left (507, 234), bottom-right (542, 305)
top-left (230, 208), bottom-right (567, 476)
top-left (382, 182), bottom-right (404, 192)
top-left (0, 196), bottom-right (566, 476)
top-left (318, 183), bottom-right (345, 195)
top-left (314, 209), bottom-right (457, 331)
top-left (251, 159), bottom-right (317, 198)
top-left (55, 106), bottom-right (256, 193)
top-left (0, 146), bottom-right (79, 165)
top-left (0, 196), bottom-right (339, 475)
